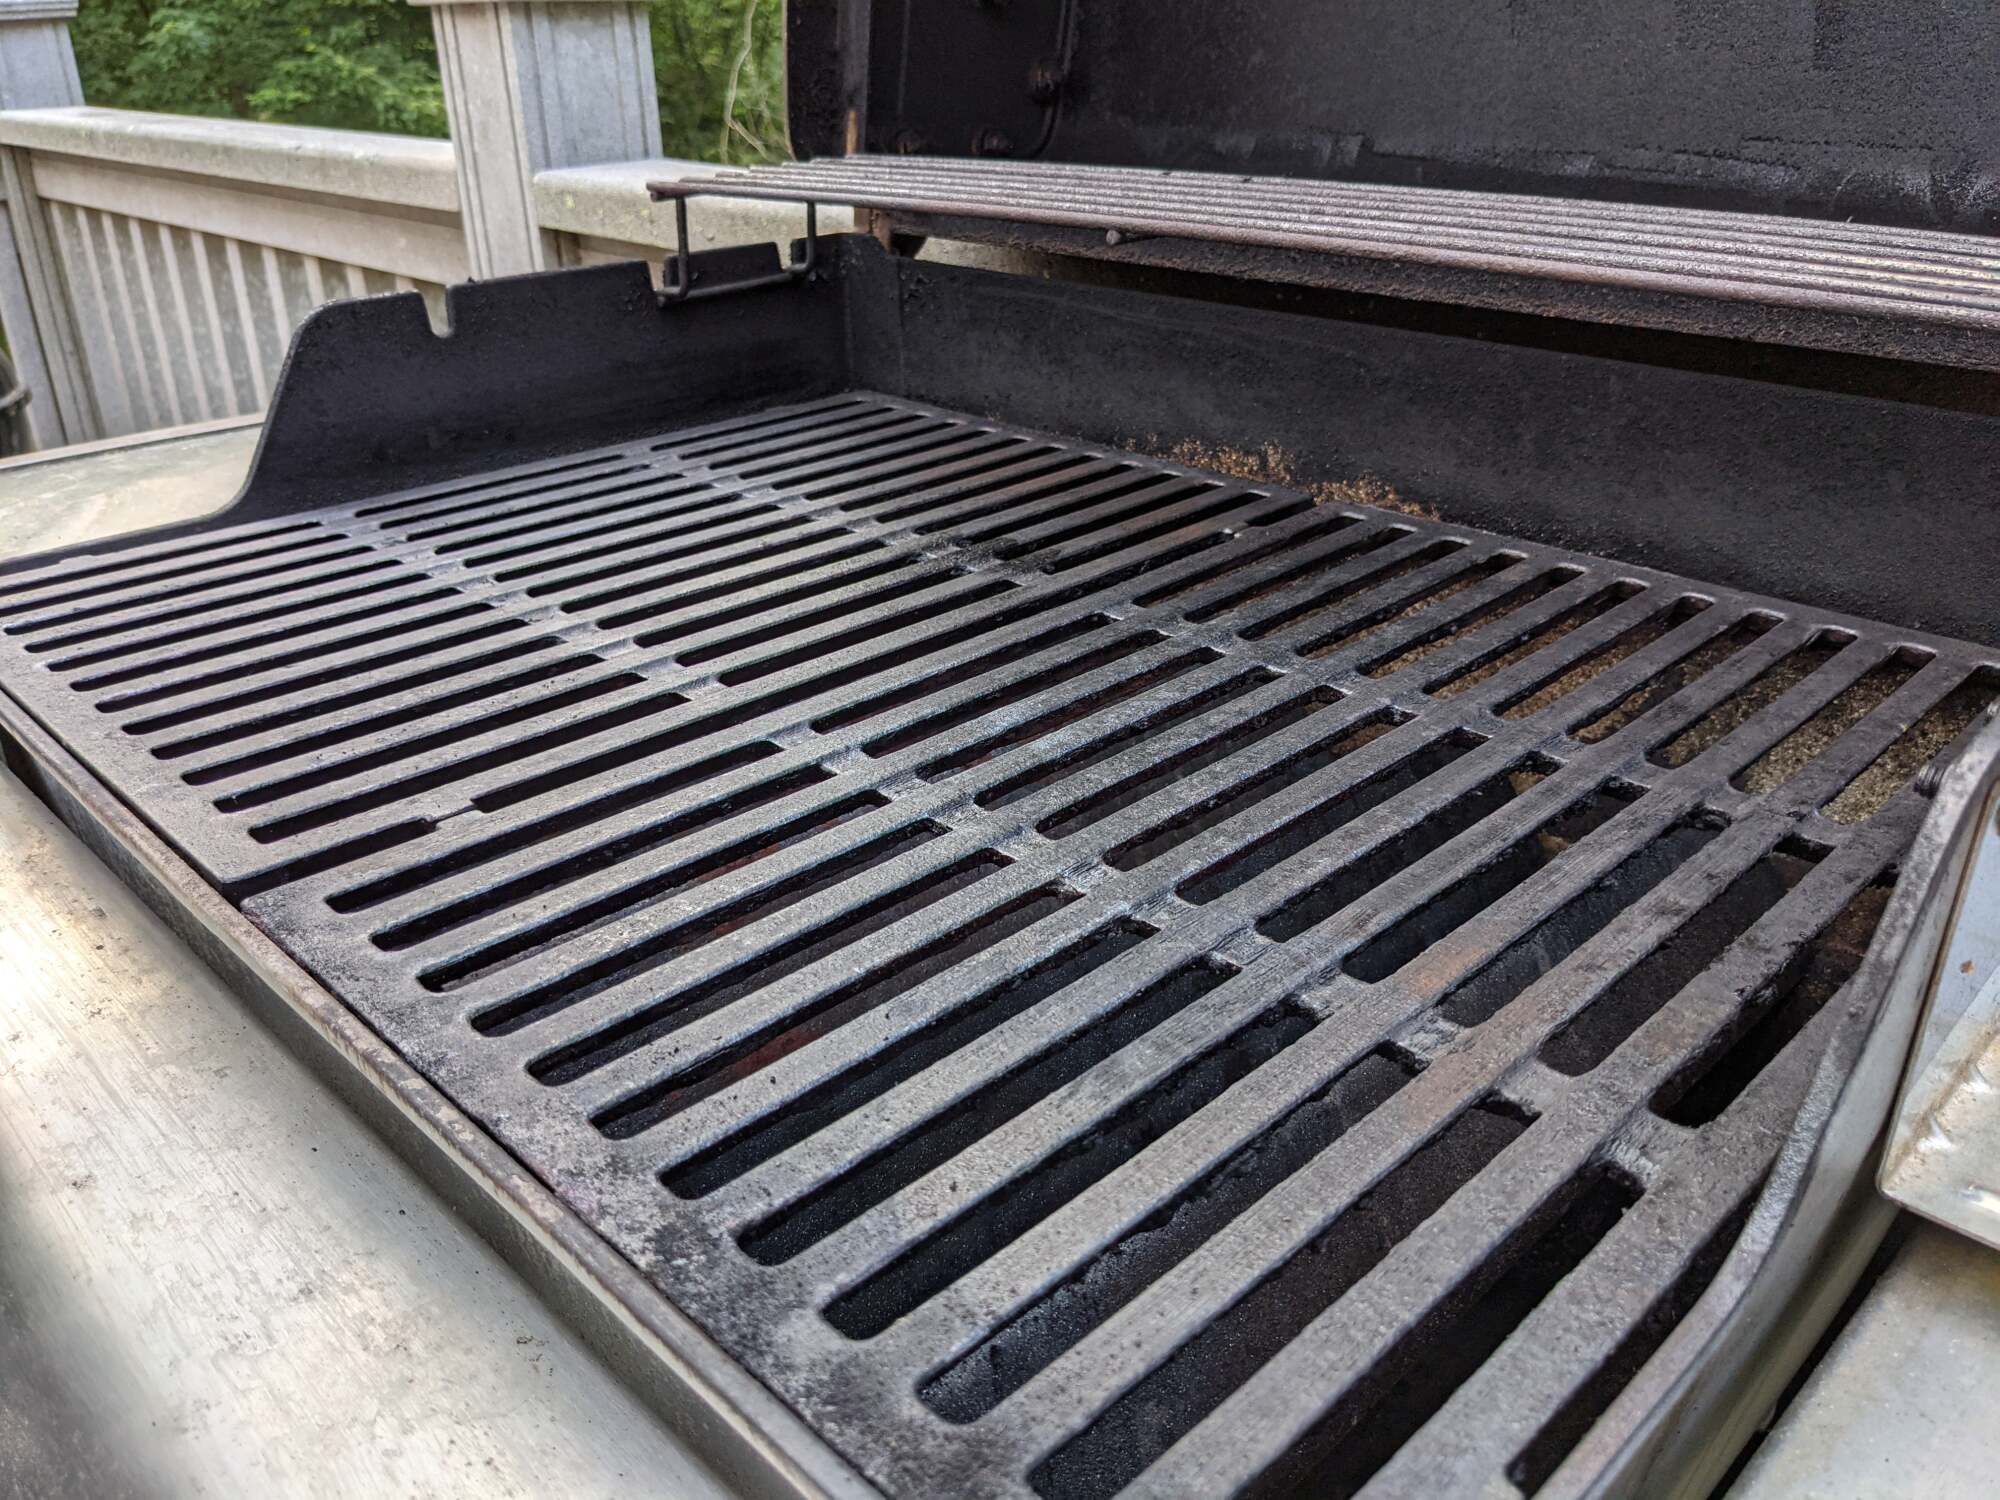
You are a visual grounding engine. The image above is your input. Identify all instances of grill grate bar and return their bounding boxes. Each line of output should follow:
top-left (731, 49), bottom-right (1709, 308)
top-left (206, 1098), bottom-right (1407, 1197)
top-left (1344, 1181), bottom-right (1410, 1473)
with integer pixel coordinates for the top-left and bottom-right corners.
top-left (350, 450), bottom-right (654, 523)
top-left (478, 671), bottom-right (1245, 1067)
top-left (152, 630), bottom-right (607, 766)
top-left (29, 553), bottom-right (412, 662)
top-left (1482, 589), bottom-right (1703, 722)
top-left (0, 521), bottom-right (327, 612)
top-left (653, 907), bottom-right (1202, 1198)
top-left (1001, 820), bottom-right (1886, 1454)
top-left (643, 394), bottom-right (878, 459)
top-left (627, 697), bottom-right (1390, 1185)
top-left (222, 501), bottom-right (1283, 876)
top-left (0, 530), bottom-right (359, 628)
top-left (1370, 570), bottom-right (1614, 690)
top-left (1107, 831), bottom-right (1897, 1500)
top-left (302, 627), bottom-right (1116, 934)
top-left (391, 471), bottom-right (701, 549)
top-left (753, 785), bottom-right (1807, 1316)
top-left (843, 777), bottom-right (1750, 1376)
top-left (101, 597), bottom-right (545, 722)
top-left (1361, 1019), bottom-right (1821, 1497)
top-left (444, 486), bottom-right (756, 573)
top-left (203, 444), bottom-right (1208, 812)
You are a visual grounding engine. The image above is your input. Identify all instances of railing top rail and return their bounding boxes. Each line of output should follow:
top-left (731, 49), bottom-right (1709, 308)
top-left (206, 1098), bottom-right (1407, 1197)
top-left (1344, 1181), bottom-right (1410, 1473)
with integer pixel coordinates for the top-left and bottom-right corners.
top-left (0, 105), bottom-right (458, 212)
top-left (536, 159), bottom-right (853, 258)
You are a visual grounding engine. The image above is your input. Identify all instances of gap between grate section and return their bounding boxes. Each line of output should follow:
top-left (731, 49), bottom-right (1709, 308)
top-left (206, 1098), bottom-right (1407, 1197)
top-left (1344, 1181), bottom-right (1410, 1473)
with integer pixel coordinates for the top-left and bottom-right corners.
top-left (1, 391), bottom-right (1995, 1500)
top-left (653, 157), bottom-right (2000, 366)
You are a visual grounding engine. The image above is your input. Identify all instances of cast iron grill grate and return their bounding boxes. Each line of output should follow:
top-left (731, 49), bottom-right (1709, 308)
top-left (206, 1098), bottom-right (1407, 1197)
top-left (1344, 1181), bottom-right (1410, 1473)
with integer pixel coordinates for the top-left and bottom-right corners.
top-left (2, 393), bottom-right (1993, 1498)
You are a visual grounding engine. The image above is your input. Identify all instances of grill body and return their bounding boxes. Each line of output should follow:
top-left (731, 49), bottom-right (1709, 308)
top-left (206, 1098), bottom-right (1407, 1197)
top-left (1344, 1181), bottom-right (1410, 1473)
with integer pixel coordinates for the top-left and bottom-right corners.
top-left (1, 239), bottom-right (1994, 1499)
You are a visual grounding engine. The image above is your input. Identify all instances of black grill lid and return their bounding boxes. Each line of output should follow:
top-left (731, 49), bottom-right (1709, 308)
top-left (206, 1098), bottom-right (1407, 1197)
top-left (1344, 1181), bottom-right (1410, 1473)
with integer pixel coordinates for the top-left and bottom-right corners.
top-left (788, 0), bottom-right (2000, 234)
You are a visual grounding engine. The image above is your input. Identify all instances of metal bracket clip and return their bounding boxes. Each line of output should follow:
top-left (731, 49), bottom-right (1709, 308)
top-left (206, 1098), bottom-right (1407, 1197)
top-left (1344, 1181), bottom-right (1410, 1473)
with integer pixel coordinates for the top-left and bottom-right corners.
top-left (646, 182), bottom-right (818, 303)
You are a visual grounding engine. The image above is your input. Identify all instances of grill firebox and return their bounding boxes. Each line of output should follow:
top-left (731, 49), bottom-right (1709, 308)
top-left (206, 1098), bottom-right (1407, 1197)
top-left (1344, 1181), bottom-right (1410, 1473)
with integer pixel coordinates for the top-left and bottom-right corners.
top-left (2, 367), bottom-right (1991, 1497)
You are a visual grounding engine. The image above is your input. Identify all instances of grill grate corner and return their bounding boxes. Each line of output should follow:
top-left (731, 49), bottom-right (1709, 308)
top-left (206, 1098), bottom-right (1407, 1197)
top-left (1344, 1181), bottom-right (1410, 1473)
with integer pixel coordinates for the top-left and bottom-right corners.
top-left (1, 391), bottom-right (1992, 1499)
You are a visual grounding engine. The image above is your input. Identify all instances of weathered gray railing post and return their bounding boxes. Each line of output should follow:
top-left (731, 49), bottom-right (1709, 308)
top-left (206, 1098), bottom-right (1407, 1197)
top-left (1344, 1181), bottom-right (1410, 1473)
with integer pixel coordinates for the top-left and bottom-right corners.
top-left (0, 0), bottom-right (93, 446)
top-left (414, 0), bottom-right (661, 278)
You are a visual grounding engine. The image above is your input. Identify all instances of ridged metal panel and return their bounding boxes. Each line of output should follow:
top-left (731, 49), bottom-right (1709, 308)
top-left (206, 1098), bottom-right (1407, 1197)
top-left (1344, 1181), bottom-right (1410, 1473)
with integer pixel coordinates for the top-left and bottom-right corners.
top-left (653, 157), bottom-right (2000, 366)
top-left (1, 393), bottom-right (1993, 1499)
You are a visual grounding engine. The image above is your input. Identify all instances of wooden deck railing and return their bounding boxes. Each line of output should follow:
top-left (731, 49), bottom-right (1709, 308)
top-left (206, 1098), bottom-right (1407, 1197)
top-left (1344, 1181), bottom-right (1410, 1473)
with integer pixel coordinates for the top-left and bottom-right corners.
top-left (0, 1), bottom-right (839, 451)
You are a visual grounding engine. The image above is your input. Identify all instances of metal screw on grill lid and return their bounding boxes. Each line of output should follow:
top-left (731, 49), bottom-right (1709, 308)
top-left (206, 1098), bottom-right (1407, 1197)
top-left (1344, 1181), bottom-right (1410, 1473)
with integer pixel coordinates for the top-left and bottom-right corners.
top-left (1028, 59), bottom-right (1066, 102)
top-left (976, 128), bottom-right (1016, 156)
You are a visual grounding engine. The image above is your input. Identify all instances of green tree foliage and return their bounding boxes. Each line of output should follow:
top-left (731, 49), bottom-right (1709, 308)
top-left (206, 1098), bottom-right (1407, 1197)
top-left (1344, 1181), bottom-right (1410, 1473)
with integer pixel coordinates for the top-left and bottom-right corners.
top-left (654, 0), bottom-right (785, 163)
top-left (73, 0), bottom-right (448, 137)
top-left (71, 0), bottom-right (787, 162)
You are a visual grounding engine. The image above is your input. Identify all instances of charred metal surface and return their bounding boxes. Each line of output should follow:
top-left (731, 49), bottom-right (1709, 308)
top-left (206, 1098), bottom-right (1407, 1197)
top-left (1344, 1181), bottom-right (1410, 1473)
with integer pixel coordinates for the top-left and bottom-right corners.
top-left (892, 210), bottom-right (2000, 375)
top-left (1, 382), bottom-right (1993, 1499)
top-left (242, 255), bottom-right (848, 519)
top-left (835, 239), bottom-right (2000, 647)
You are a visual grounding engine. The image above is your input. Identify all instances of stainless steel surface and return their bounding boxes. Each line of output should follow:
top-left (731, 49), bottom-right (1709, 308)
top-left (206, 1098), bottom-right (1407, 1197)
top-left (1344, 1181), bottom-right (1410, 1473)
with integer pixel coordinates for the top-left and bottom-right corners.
top-left (1731, 1224), bottom-right (2000, 1500)
top-left (1880, 710), bottom-right (2000, 1245)
top-left (0, 767), bottom-right (734, 1500)
top-left (0, 427), bottom-right (734, 1500)
top-left (655, 157), bottom-right (2000, 366)
top-left (0, 419), bottom-right (258, 557)
top-left (3, 391), bottom-right (1993, 1498)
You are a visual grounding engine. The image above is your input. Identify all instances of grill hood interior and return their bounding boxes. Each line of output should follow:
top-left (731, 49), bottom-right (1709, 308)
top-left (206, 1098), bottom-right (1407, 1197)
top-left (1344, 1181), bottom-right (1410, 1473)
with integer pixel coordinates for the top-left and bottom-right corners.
top-left (787, 0), bottom-right (2000, 235)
